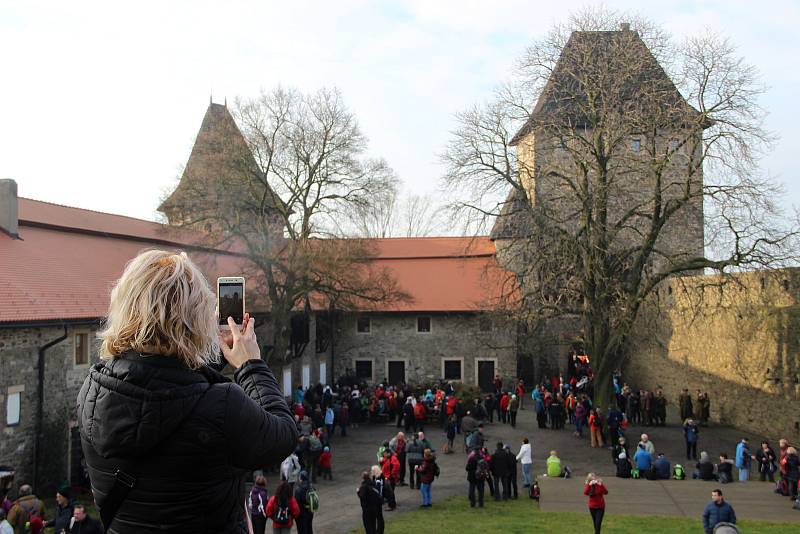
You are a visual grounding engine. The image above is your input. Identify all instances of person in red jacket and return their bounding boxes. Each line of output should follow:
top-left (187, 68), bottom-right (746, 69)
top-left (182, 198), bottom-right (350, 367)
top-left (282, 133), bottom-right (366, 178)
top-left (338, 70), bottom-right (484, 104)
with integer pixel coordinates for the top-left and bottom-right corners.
top-left (380, 450), bottom-right (400, 510)
top-left (515, 380), bottom-right (526, 410)
top-left (318, 446), bottom-right (333, 480)
top-left (583, 473), bottom-right (608, 534)
top-left (499, 393), bottom-right (510, 424)
top-left (266, 481), bottom-right (300, 534)
top-left (414, 400), bottom-right (427, 431)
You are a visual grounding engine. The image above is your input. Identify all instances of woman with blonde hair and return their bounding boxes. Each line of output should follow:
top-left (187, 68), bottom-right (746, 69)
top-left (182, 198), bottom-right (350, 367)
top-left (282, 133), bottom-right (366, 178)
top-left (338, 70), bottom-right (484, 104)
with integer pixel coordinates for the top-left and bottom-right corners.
top-left (77, 250), bottom-right (297, 533)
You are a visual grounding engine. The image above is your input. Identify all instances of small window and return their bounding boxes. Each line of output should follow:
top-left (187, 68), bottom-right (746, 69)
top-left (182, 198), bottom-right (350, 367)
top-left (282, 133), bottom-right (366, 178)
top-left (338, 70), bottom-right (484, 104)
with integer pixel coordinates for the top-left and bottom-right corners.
top-left (417, 316), bottom-right (431, 333)
top-left (356, 316), bottom-right (371, 334)
top-left (669, 138), bottom-right (679, 151)
top-left (631, 139), bottom-right (641, 153)
top-left (479, 317), bottom-right (492, 332)
top-left (6, 389), bottom-right (21, 426)
top-left (74, 333), bottom-right (89, 366)
top-left (443, 360), bottom-right (462, 381)
top-left (355, 360), bottom-right (373, 381)
top-left (783, 280), bottom-right (790, 291)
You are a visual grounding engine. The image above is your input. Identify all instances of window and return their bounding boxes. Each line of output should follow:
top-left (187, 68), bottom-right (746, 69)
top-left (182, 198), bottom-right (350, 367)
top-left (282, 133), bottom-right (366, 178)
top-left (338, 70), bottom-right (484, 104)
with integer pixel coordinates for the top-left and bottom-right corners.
top-left (631, 139), bottom-right (641, 153)
top-left (302, 365), bottom-right (310, 389)
top-left (442, 359), bottom-right (463, 381)
top-left (479, 317), bottom-right (492, 332)
top-left (6, 386), bottom-right (23, 426)
top-left (417, 316), bottom-right (431, 333)
top-left (74, 333), bottom-right (89, 366)
top-left (282, 368), bottom-right (292, 396)
top-left (355, 360), bottom-right (373, 381)
top-left (319, 362), bottom-right (327, 386)
top-left (669, 138), bottom-right (679, 151)
top-left (357, 316), bottom-right (371, 334)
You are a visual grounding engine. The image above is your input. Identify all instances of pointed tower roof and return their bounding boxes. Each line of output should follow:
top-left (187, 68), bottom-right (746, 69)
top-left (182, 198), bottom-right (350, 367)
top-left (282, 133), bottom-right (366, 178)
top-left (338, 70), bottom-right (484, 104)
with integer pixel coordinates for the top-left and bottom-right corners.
top-left (511, 28), bottom-right (702, 145)
top-left (159, 103), bottom-right (283, 225)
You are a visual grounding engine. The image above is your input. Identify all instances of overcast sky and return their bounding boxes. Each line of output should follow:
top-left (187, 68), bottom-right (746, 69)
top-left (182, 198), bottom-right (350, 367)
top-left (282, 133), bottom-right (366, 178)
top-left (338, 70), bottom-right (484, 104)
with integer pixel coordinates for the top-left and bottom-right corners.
top-left (2, 0), bottom-right (798, 225)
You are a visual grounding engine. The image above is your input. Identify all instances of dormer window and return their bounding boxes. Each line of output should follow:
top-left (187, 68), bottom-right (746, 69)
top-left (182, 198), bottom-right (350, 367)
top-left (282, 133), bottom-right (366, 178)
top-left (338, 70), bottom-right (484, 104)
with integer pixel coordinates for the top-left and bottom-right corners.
top-left (631, 139), bottom-right (641, 153)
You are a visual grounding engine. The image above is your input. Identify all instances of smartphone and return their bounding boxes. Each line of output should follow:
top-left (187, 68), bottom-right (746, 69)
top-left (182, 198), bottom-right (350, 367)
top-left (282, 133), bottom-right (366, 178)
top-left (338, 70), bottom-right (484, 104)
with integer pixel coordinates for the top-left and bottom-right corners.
top-left (217, 277), bottom-right (245, 326)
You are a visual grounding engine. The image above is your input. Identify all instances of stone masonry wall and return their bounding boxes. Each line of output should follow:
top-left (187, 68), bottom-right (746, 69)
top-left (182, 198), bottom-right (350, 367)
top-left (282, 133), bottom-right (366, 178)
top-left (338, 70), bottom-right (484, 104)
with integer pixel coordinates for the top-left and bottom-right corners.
top-left (0, 324), bottom-right (100, 495)
top-left (627, 270), bottom-right (800, 441)
top-left (332, 312), bottom-right (516, 387)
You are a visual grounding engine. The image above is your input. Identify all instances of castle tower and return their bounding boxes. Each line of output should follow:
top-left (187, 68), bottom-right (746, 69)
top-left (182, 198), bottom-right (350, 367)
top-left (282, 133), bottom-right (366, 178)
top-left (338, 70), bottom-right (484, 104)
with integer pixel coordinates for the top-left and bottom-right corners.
top-left (159, 102), bottom-right (284, 236)
top-left (492, 24), bottom-right (705, 273)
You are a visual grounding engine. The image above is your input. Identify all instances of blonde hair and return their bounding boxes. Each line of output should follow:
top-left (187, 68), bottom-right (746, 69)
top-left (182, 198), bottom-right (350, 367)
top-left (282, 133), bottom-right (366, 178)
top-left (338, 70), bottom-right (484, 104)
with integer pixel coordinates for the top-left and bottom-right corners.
top-left (98, 250), bottom-right (219, 369)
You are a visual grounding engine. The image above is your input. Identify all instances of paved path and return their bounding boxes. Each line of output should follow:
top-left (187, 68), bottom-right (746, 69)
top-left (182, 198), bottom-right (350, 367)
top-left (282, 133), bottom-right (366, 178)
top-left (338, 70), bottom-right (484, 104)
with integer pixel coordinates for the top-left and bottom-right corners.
top-left (306, 407), bottom-right (798, 533)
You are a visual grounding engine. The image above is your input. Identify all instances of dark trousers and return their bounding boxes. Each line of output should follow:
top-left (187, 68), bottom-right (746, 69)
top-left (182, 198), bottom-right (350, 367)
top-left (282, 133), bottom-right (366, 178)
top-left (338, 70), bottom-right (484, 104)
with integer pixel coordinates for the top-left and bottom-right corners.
top-left (296, 511), bottom-right (314, 534)
top-left (502, 476), bottom-right (512, 500)
top-left (500, 410), bottom-right (507, 423)
top-left (408, 462), bottom-right (421, 488)
top-left (759, 468), bottom-right (775, 482)
top-left (404, 419), bottom-right (415, 434)
top-left (320, 467), bottom-right (332, 480)
top-left (386, 481), bottom-right (396, 508)
top-left (397, 452), bottom-right (406, 484)
top-left (468, 479), bottom-right (485, 507)
top-left (493, 476), bottom-right (501, 500)
top-left (415, 418), bottom-right (425, 432)
top-left (362, 510), bottom-right (384, 534)
top-left (536, 410), bottom-right (547, 428)
top-left (487, 476), bottom-right (495, 497)
top-left (251, 514), bottom-right (267, 534)
top-left (510, 467), bottom-right (518, 499)
top-left (686, 441), bottom-right (697, 460)
top-left (486, 408), bottom-right (494, 423)
top-left (590, 507), bottom-right (605, 534)
top-left (510, 411), bottom-right (517, 427)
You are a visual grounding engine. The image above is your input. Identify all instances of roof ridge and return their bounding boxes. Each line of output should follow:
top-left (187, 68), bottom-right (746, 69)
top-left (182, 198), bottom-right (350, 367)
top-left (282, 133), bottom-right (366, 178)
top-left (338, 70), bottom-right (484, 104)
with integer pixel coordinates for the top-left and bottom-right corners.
top-left (20, 197), bottom-right (160, 225)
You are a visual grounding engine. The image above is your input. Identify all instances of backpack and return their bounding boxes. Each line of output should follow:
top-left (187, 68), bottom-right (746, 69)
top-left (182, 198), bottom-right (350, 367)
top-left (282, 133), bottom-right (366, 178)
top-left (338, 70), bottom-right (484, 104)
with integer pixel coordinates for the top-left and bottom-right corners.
top-left (673, 464), bottom-right (685, 480)
top-left (476, 458), bottom-right (490, 481)
top-left (309, 435), bottom-right (323, 452)
top-left (466, 432), bottom-right (476, 450)
top-left (281, 456), bottom-right (298, 481)
top-left (14, 499), bottom-right (41, 531)
top-left (631, 468), bottom-right (640, 479)
top-left (529, 481), bottom-right (540, 500)
top-left (305, 488), bottom-right (320, 513)
top-left (273, 500), bottom-right (290, 523)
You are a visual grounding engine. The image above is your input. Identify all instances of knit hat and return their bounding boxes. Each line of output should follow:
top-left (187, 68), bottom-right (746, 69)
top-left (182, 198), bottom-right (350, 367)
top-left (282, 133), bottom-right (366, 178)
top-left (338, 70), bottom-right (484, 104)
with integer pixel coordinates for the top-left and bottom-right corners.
top-left (323, 446), bottom-right (330, 452)
top-left (29, 517), bottom-right (44, 534)
top-left (57, 486), bottom-right (71, 500)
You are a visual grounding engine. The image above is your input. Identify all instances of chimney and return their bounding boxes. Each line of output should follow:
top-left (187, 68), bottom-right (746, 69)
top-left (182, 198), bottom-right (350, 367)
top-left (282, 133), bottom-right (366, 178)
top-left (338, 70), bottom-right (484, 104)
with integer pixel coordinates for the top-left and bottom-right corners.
top-left (0, 179), bottom-right (19, 238)
top-left (620, 22), bottom-right (631, 32)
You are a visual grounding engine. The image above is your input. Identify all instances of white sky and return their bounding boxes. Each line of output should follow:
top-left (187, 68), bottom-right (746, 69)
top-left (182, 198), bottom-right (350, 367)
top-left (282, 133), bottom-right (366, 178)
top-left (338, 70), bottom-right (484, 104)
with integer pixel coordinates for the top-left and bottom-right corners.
top-left (1, 0), bottom-right (798, 224)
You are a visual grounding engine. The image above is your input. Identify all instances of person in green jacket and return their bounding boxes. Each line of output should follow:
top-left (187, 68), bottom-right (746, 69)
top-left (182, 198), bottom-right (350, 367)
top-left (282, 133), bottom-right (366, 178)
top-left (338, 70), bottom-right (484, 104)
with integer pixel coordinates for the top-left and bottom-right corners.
top-left (547, 450), bottom-right (565, 478)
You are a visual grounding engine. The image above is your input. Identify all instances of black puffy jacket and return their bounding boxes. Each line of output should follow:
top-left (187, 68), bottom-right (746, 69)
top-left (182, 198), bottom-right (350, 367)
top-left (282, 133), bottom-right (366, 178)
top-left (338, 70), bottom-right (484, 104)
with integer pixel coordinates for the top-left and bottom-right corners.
top-left (77, 352), bottom-right (298, 534)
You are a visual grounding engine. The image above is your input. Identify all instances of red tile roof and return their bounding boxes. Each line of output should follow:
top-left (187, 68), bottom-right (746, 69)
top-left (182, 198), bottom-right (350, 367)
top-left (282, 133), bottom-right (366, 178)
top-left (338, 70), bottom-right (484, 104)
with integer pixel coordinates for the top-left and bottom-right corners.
top-left (0, 199), bottom-right (516, 323)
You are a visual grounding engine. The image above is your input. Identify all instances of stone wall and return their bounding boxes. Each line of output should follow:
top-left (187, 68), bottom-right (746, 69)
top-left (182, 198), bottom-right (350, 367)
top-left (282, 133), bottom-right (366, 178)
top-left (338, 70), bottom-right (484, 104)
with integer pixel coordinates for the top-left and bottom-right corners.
top-left (0, 324), bottom-right (100, 494)
top-left (627, 270), bottom-right (800, 441)
top-left (331, 312), bottom-right (517, 387)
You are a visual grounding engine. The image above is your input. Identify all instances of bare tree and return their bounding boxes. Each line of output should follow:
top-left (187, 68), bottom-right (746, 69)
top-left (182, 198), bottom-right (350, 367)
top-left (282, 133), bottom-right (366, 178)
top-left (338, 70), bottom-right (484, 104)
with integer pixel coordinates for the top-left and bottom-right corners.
top-left (161, 87), bottom-right (409, 364)
top-left (442, 8), bottom-right (798, 407)
top-left (345, 187), bottom-right (444, 238)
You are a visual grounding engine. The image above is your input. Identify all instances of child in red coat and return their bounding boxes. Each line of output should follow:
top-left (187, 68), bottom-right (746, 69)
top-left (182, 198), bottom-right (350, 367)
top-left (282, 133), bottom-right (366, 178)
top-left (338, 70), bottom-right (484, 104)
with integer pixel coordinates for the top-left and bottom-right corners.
top-left (318, 446), bottom-right (333, 480)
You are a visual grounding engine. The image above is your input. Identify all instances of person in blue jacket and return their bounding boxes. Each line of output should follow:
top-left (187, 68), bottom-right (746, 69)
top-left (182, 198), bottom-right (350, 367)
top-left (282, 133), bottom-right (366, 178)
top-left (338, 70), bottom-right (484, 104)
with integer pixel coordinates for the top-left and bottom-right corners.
top-left (735, 438), bottom-right (751, 482)
top-left (654, 453), bottom-right (671, 479)
top-left (702, 489), bottom-right (736, 534)
top-left (634, 443), bottom-right (653, 472)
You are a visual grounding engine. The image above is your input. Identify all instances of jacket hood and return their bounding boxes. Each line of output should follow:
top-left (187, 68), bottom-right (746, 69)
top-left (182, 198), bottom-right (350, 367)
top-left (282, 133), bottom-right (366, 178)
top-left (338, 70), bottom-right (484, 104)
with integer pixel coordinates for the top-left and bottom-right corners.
top-left (79, 352), bottom-right (229, 458)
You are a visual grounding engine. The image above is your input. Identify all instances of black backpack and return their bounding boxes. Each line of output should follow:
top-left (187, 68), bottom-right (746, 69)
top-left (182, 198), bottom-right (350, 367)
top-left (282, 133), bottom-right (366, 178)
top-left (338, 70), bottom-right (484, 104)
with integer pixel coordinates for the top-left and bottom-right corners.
top-left (476, 458), bottom-right (490, 481)
top-left (273, 499), bottom-right (290, 523)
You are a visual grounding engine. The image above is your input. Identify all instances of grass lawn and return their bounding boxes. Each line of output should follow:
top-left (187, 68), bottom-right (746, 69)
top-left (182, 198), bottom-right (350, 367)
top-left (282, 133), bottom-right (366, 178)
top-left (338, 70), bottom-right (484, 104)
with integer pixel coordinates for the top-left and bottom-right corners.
top-left (350, 496), bottom-right (795, 533)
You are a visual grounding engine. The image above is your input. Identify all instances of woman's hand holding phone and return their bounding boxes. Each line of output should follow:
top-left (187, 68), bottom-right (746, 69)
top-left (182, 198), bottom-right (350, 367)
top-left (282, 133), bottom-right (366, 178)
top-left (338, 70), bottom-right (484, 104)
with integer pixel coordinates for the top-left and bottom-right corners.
top-left (219, 313), bottom-right (260, 368)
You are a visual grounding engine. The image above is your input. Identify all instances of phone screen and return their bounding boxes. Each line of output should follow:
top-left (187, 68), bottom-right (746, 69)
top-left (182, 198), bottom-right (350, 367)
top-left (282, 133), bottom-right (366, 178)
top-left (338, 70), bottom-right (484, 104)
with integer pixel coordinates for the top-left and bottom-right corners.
top-left (218, 281), bottom-right (244, 325)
